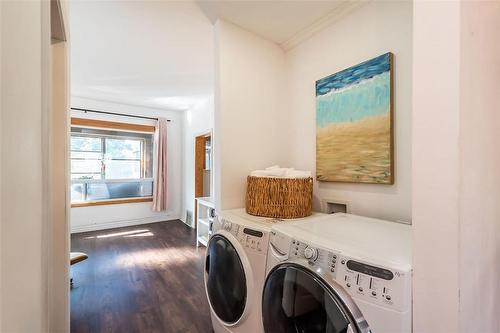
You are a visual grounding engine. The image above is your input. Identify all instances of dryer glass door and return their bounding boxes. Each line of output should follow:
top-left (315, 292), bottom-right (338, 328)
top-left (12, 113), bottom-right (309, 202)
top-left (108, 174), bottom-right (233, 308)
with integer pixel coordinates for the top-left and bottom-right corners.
top-left (262, 264), bottom-right (364, 333)
top-left (205, 234), bottom-right (247, 324)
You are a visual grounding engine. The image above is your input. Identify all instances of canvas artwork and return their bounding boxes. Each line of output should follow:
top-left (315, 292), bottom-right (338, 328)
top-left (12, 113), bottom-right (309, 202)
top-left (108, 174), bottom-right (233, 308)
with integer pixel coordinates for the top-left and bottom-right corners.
top-left (316, 52), bottom-right (393, 184)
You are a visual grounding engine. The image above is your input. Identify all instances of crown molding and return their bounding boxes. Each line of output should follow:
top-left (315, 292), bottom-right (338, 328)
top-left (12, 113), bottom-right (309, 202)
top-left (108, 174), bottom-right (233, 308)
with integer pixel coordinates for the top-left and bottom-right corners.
top-left (281, 1), bottom-right (370, 52)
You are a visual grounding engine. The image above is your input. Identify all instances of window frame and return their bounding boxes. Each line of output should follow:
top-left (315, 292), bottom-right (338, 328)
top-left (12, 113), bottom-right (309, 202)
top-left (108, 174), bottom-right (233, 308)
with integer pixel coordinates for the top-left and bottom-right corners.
top-left (70, 117), bottom-right (156, 207)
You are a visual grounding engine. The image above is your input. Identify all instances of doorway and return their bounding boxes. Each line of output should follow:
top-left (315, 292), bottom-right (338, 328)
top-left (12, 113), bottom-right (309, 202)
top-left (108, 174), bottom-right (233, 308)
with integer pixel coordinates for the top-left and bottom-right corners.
top-left (195, 132), bottom-right (212, 199)
top-left (194, 132), bottom-right (212, 226)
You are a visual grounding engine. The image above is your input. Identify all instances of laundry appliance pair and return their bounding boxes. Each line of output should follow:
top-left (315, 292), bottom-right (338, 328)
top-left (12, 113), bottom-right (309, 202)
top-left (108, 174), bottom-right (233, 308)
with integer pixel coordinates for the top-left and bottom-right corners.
top-left (204, 209), bottom-right (412, 333)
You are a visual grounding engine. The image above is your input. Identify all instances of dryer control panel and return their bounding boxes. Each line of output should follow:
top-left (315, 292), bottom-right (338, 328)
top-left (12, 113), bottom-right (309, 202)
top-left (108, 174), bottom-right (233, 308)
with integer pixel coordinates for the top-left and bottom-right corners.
top-left (286, 237), bottom-right (411, 313)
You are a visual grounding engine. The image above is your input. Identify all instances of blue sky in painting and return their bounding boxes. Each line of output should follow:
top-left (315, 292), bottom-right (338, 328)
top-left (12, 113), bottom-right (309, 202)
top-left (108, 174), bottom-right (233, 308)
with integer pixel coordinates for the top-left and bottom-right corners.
top-left (316, 53), bottom-right (391, 96)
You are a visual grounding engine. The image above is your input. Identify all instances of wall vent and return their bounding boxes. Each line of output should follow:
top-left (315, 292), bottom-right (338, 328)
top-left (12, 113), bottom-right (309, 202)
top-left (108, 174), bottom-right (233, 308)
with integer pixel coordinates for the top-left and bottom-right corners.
top-left (322, 199), bottom-right (349, 214)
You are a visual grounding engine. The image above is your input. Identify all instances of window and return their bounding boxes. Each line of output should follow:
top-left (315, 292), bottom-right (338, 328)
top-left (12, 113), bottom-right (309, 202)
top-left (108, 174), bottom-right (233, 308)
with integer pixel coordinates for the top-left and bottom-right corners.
top-left (70, 123), bottom-right (154, 205)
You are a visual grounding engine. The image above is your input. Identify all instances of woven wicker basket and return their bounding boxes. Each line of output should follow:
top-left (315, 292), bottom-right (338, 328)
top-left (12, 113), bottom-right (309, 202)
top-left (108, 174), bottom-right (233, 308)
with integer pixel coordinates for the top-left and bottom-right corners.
top-left (245, 176), bottom-right (313, 219)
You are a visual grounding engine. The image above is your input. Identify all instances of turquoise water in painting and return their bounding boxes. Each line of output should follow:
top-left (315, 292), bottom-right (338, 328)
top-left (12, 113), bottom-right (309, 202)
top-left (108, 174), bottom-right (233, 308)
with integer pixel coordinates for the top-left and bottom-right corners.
top-left (316, 52), bottom-right (391, 128)
top-left (316, 71), bottom-right (390, 128)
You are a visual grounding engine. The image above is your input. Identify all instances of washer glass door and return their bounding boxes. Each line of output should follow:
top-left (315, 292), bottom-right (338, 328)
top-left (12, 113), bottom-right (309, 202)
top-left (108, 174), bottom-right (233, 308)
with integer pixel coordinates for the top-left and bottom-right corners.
top-left (262, 264), bottom-right (362, 333)
top-left (205, 234), bottom-right (247, 324)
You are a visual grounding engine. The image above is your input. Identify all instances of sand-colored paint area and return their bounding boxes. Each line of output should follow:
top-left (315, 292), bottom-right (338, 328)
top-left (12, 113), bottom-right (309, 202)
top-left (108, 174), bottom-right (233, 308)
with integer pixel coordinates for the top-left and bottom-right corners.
top-left (316, 113), bottom-right (392, 184)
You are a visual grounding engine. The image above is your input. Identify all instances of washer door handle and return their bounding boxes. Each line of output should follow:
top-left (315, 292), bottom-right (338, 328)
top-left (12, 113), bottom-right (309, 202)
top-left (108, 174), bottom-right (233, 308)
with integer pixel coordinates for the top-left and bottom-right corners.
top-left (205, 254), bottom-right (210, 274)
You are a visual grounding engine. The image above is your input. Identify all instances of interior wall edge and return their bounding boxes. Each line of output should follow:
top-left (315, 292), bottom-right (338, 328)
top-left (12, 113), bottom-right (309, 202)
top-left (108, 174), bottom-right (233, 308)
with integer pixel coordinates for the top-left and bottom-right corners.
top-left (47, 0), bottom-right (71, 329)
top-left (215, 19), bottom-right (290, 211)
top-left (0, 0), bottom-right (3, 329)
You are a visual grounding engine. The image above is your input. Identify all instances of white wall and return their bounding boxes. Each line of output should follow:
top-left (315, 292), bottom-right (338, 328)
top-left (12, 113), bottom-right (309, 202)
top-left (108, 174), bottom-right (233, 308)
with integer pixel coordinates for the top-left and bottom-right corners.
top-left (458, 2), bottom-right (500, 332)
top-left (70, 97), bottom-right (183, 233)
top-left (0, 1), bottom-right (51, 331)
top-left (413, 1), bottom-right (500, 332)
top-left (214, 20), bottom-right (290, 211)
top-left (181, 97), bottom-right (214, 227)
top-left (285, 1), bottom-right (413, 223)
top-left (412, 1), bottom-right (461, 331)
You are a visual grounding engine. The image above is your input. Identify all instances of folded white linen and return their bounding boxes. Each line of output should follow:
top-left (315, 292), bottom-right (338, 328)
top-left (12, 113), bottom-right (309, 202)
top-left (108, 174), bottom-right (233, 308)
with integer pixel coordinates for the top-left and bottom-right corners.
top-left (250, 169), bottom-right (288, 177)
top-left (286, 170), bottom-right (312, 178)
top-left (250, 166), bottom-right (311, 179)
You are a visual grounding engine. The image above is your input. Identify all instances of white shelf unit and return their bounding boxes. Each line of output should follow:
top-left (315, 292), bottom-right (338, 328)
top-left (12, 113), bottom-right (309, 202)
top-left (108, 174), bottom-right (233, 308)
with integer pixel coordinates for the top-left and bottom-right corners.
top-left (196, 197), bottom-right (215, 247)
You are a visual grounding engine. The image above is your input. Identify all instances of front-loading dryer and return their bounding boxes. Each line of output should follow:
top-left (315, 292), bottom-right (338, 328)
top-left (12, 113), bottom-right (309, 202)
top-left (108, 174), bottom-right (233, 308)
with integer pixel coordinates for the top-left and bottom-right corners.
top-left (263, 213), bottom-right (412, 333)
top-left (204, 209), bottom-right (327, 333)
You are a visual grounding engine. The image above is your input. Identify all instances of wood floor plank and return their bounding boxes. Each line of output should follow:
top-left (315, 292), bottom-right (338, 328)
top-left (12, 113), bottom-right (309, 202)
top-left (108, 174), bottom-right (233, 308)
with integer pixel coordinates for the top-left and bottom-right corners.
top-left (71, 220), bottom-right (212, 333)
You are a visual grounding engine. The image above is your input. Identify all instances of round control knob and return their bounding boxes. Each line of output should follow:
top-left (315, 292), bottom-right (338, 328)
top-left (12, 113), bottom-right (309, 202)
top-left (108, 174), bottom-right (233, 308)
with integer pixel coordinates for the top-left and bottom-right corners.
top-left (224, 222), bottom-right (232, 231)
top-left (304, 246), bottom-right (318, 261)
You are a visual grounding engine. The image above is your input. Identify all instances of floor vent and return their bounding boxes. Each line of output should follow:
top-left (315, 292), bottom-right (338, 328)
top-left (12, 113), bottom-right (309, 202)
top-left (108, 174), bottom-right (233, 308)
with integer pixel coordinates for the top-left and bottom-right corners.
top-left (186, 210), bottom-right (193, 226)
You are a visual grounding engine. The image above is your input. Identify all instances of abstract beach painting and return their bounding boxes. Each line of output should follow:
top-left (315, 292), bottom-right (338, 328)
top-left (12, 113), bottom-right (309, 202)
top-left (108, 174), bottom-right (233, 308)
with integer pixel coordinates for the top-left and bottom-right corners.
top-left (316, 53), bottom-right (393, 184)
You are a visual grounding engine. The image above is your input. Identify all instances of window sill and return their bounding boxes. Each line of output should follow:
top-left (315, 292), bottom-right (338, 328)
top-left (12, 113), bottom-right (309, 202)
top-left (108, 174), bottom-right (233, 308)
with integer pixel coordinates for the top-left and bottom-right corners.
top-left (71, 196), bottom-right (153, 208)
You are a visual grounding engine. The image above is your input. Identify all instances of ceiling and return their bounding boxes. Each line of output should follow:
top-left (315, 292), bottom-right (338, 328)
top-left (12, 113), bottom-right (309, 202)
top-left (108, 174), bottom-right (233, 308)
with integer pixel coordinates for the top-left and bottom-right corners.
top-left (196, 0), bottom-right (355, 48)
top-left (70, 0), bottom-right (360, 111)
top-left (70, 0), bottom-right (214, 111)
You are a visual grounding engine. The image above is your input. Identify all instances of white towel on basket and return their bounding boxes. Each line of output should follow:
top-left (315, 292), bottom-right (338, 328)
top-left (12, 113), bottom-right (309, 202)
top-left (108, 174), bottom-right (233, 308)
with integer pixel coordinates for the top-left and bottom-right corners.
top-left (250, 166), bottom-right (311, 179)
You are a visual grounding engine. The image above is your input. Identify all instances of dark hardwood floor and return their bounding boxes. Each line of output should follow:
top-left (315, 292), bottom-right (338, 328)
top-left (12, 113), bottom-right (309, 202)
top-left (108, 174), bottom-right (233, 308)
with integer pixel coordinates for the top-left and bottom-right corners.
top-left (71, 220), bottom-right (212, 333)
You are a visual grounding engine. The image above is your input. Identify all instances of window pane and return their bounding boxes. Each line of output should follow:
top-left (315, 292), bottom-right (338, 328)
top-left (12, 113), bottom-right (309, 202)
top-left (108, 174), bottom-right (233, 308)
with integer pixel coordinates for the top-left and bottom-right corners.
top-left (71, 183), bottom-right (86, 202)
top-left (86, 183), bottom-right (110, 200)
top-left (71, 159), bottom-right (101, 174)
top-left (71, 151), bottom-right (101, 160)
top-left (105, 138), bottom-right (141, 159)
top-left (71, 136), bottom-right (102, 152)
top-left (85, 180), bottom-right (153, 201)
top-left (143, 138), bottom-right (154, 178)
top-left (105, 160), bottom-right (140, 179)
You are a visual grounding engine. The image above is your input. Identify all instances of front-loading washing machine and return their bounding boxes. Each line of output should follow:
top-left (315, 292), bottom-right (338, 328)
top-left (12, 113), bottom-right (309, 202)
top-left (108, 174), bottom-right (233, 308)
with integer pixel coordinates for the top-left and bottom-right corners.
top-left (204, 208), bottom-right (326, 333)
top-left (263, 213), bottom-right (412, 333)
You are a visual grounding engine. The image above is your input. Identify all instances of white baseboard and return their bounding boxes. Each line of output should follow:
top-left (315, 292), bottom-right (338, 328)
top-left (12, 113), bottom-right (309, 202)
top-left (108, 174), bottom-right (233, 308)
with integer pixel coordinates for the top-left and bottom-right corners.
top-left (71, 215), bottom-right (182, 234)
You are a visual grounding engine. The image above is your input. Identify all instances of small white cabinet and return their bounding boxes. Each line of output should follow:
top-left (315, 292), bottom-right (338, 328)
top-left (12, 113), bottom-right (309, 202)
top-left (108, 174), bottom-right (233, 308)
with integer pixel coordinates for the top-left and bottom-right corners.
top-left (196, 197), bottom-right (215, 247)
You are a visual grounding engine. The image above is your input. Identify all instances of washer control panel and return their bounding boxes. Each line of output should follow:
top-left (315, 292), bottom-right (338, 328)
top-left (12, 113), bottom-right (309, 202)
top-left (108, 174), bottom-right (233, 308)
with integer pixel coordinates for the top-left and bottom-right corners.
top-left (287, 237), bottom-right (411, 312)
top-left (216, 217), bottom-right (268, 254)
top-left (288, 240), bottom-right (341, 278)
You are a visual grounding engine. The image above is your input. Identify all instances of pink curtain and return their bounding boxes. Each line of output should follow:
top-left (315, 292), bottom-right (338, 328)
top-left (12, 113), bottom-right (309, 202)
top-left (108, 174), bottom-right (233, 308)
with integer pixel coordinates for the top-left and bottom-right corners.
top-left (152, 118), bottom-right (168, 211)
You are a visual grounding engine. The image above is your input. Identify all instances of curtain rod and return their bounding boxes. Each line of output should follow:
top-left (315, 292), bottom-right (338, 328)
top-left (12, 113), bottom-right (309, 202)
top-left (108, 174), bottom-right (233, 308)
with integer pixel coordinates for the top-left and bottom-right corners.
top-left (71, 107), bottom-right (171, 122)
